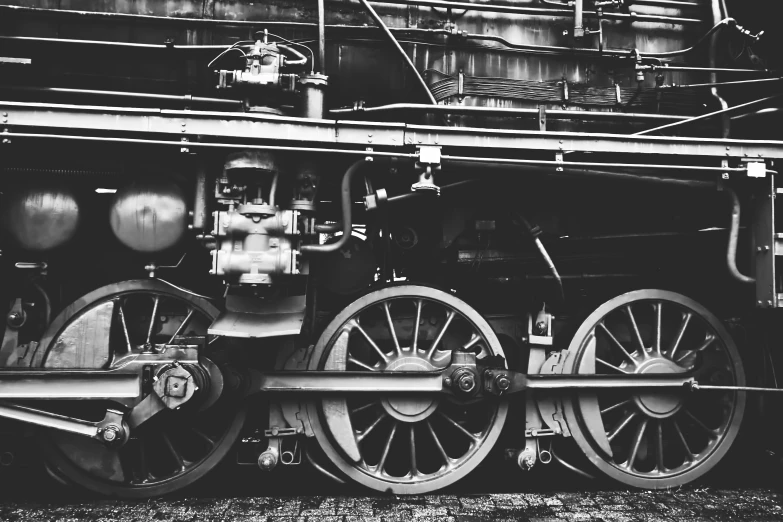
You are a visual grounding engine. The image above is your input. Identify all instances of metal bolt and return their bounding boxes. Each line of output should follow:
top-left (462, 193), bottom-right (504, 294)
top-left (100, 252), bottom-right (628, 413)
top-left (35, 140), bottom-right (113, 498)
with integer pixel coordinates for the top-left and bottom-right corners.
top-left (101, 425), bottom-right (122, 444)
top-left (257, 452), bottom-right (277, 471)
top-left (444, 377), bottom-right (452, 386)
top-left (457, 374), bottom-right (475, 393)
top-left (495, 375), bottom-right (511, 391)
top-left (768, 300), bottom-right (774, 307)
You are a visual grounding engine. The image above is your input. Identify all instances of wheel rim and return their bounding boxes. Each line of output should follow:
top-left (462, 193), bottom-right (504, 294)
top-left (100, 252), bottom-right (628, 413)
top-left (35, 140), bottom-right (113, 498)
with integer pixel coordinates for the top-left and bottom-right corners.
top-left (35, 280), bottom-right (246, 498)
top-left (562, 290), bottom-right (745, 488)
top-left (307, 286), bottom-right (508, 494)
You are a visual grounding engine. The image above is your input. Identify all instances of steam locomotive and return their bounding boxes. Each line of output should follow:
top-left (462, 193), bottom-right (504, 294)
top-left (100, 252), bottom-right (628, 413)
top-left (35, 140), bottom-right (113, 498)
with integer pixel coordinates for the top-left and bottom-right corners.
top-left (0, 0), bottom-right (781, 497)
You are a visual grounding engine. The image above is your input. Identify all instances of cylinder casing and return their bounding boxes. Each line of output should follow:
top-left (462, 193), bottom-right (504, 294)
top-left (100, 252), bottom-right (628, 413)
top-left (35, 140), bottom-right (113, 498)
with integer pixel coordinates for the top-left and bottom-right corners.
top-left (1, 185), bottom-right (80, 251)
top-left (109, 179), bottom-right (187, 253)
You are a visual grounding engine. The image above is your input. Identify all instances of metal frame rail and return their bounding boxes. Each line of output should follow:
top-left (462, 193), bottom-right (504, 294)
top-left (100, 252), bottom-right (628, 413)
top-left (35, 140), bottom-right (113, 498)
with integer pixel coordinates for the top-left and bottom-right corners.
top-left (2, 101), bottom-right (783, 161)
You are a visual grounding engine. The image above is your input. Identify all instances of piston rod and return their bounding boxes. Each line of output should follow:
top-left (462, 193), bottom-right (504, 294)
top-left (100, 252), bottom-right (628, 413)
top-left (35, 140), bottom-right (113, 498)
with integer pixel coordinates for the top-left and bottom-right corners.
top-left (0, 370), bottom-right (140, 399)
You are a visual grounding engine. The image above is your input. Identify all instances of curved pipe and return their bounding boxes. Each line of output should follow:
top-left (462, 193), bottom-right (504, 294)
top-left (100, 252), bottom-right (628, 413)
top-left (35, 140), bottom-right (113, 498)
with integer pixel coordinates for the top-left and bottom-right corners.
top-left (726, 188), bottom-right (755, 284)
top-left (709, 0), bottom-right (730, 140)
top-left (278, 44), bottom-right (308, 66)
top-left (300, 159), bottom-right (370, 254)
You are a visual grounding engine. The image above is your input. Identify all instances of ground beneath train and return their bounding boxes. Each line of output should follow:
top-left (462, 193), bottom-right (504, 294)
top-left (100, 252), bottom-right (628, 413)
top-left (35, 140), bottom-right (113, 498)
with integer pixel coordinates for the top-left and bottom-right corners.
top-left (0, 443), bottom-right (781, 521)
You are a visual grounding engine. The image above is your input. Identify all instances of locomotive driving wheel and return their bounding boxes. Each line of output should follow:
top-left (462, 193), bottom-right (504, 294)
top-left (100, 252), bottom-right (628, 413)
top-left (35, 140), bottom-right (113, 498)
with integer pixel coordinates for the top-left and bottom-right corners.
top-left (33, 280), bottom-right (246, 498)
top-left (307, 285), bottom-right (508, 494)
top-left (562, 290), bottom-right (745, 489)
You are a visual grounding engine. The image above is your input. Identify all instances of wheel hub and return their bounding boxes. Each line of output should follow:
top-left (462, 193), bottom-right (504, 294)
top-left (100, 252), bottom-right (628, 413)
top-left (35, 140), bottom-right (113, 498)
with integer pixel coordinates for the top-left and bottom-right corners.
top-left (633, 356), bottom-right (684, 418)
top-left (381, 352), bottom-right (439, 423)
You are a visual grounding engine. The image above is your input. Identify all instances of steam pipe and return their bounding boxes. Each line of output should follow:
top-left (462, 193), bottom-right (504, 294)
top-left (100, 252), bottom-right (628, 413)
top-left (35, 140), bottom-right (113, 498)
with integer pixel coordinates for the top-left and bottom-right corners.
top-left (0, 85), bottom-right (242, 107)
top-left (300, 159), bottom-right (370, 254)
top-left (725, 188), bottom-right (755, 284)
top-left (573, 0), bottom-right (584, 39)
top-left (331, 103), bottom-right (689, 121)
top-left (366, 0), bottom-right (703, 24)
top-left (317, 0), bottom-right (326, 73)
top-left (709, 0), bottom-right (730, 139)
top-left (356, 0), bottom-right (436, 105)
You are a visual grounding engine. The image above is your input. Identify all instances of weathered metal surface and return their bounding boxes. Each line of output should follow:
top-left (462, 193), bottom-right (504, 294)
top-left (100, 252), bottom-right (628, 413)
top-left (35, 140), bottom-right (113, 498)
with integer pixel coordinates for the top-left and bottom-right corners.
top-left (43, 300), bottom-right (114, 369)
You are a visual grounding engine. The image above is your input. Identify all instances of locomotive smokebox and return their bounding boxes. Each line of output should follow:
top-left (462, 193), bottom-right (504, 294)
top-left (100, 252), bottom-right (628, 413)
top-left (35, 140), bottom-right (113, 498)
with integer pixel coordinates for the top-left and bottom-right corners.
top-left (1, 184), bottom-right (80, 251)
top-left (110, 179), bottom-right (187, 253)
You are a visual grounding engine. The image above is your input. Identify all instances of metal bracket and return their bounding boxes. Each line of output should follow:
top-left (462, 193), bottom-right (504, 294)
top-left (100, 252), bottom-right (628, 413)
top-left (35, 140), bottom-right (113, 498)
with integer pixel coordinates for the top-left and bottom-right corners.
top-left (412, 145), bottom-right (442, 195)
top-left (555, 152), bottom-right (564, 173)
top-left (745, 159), bottom-right (767, 178)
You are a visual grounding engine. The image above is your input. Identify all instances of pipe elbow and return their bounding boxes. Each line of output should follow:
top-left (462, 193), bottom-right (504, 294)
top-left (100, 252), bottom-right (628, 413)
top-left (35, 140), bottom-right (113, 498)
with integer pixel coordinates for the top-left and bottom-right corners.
top-left (300, 159), bottom-right (370, 254)
top-left (725, 187), bottom-right (755, 284)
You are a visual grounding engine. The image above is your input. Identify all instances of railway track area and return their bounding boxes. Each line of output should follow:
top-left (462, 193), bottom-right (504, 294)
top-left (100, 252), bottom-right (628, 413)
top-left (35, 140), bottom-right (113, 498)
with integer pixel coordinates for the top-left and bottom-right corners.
top-left (0, 451), bottom-right (781, 521)
top-left (0, 486), bottom-right (781, 521)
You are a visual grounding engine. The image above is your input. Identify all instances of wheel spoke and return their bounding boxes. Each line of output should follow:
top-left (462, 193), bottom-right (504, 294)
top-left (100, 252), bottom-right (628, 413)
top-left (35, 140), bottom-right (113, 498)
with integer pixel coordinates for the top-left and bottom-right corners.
top-left (654, 302), bottom-right (662, 354)
top-left (672, 419), bottom-right (695, 462)
top-left (607, 410), bottom-right (637, 442)
top-left (161, 432), bottom-right (185, 472)
top-left (601, 399), bottom-right (632, 415)
top-left (136, 437), bottom-right (151, 483)
top-left (118, 304), bottom-right (132, 353)
top-left (598, 323), bottom-right (637, 367)
top-left (427, 310), bottom-right (456, 359)
top-left (383, 302), bottom-right (402, 356)
top-left (668, 312), bottom-right (693, 359)
top-left (348, 356), bottom-right (378, 372)
top-left (438, 411), bottom-right (480, 441)
top-left (146, 296), bottom-right (160, 346)
top-left (624, 419), bottom-right (648, 470)
top-left (352, 320), bottom-right (390, 363)
top-left (426, 420), bottom-right (452, 469)
top-left (597, 357), bottom-right (629, 374)
top-left (409, 426), bottom-right (418, 476)
top-left (351, 401), bottom-right (380, 415)
top-left (167, 308), bottom-right (194, 345)
top-left (412, 299), bottom-right (423, 351)
top-left (356, 412), bottom-right (387, 442)
top-left (675, 334), bottom-right (715, 364)
top-left (683, 409), bottom-right (718, 439)
top-left (624, 305), bottom-right (648, 358)
top-left (191, 428), bottom-right (215, 449)
top-left (655, 420), bottom-right (666, 472)
top-left (462, 334), bottom-right (481, 351)
top-left (375, 421), bottom-right (398, 475)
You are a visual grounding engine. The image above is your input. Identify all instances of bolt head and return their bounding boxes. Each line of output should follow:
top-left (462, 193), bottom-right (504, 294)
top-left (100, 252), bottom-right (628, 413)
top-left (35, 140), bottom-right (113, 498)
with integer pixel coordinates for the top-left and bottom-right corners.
top-left (496, 375), bottom-right (511, 391)
top-left (458, 375), bottom-right (475, 392)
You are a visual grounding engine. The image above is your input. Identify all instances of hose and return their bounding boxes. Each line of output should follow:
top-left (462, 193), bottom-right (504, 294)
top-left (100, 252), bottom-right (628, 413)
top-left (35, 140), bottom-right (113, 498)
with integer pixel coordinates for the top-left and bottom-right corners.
top-left (300, 159), bottom-right (370, 254)
top-left (725, 187), bottom-right (755, 284)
